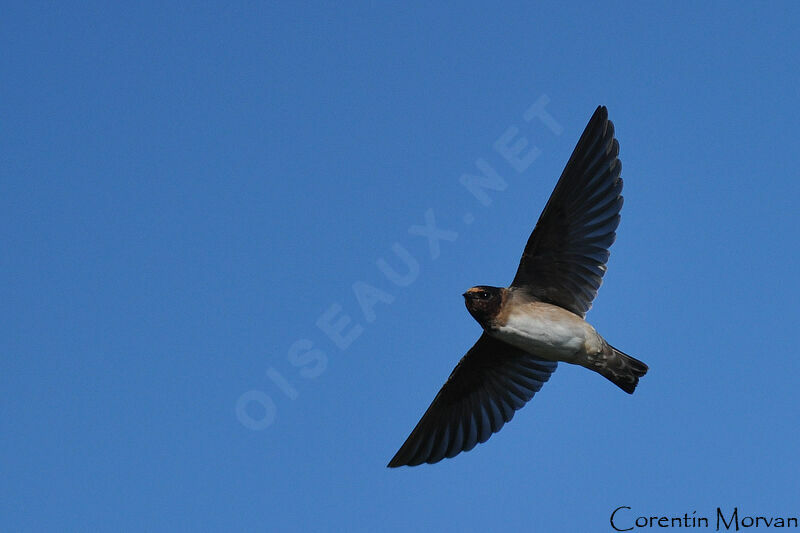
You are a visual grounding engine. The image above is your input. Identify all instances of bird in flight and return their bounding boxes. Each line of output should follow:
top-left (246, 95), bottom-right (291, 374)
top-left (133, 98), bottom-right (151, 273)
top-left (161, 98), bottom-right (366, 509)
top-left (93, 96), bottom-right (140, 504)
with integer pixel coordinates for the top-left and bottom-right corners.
top-left (388, 106), bottom-right (647, 468)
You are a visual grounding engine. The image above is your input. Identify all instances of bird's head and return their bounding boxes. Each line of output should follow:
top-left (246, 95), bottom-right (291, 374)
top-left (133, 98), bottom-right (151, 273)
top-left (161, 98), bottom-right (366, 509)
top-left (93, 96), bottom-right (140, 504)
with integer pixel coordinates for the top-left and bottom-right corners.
top-left (463, 286), bottom-right (504, 327)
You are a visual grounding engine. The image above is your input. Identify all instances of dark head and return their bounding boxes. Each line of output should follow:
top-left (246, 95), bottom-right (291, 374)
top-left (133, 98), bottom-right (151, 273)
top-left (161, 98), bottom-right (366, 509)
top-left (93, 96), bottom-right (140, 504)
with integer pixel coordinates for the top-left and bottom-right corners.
top-left (463, 286), bottom-right (504, 328)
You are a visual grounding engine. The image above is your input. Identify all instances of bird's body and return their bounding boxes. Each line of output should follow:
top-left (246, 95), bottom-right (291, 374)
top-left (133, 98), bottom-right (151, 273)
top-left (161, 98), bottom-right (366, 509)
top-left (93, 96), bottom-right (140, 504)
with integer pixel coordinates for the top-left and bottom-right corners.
top-left (388, 106), bottom-right (648, 468)
top-left (493, 295), bottom-right (603, 364)
top-left (465, 285), bottom-right (645, 391)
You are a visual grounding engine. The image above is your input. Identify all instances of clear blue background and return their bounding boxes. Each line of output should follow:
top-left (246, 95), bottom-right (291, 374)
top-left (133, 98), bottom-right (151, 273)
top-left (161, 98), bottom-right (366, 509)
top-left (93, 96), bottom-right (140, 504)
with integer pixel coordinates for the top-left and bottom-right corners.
top-left (3, 2), bottom-right (799, 531)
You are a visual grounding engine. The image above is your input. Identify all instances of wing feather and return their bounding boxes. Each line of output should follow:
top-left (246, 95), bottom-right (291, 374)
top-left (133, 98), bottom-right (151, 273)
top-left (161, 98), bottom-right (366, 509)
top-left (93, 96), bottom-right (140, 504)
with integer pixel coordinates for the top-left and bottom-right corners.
top-left (388, 334), bottom-right (556, 467)
top-left (510, 106), bottom-right (623, 317)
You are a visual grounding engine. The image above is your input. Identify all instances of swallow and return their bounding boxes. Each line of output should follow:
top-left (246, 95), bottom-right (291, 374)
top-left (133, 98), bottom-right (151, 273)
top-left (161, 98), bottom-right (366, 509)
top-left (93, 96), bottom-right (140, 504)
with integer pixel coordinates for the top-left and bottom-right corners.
top-left (388, 106), bottom-right (648, 468)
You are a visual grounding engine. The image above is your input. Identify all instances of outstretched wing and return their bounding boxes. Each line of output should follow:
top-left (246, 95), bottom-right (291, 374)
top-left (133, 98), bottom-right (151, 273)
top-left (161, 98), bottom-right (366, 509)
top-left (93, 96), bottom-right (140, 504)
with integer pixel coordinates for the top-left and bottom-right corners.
top-left (387, 333), bottom-right (557, 467)
top-left (511, 106), bottom-right (622, 317)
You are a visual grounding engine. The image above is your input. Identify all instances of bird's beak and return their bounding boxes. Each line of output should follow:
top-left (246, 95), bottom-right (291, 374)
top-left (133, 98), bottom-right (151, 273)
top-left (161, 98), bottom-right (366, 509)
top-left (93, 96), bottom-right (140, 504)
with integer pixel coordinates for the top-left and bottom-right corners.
top-left (462, 291), bottom-right (469, 298)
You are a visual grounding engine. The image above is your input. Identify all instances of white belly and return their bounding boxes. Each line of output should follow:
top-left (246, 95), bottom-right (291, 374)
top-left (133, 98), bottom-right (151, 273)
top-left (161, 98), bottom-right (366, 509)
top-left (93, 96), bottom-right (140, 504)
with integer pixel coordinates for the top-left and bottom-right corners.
top-left (493, 309), bottom-right (595, 362)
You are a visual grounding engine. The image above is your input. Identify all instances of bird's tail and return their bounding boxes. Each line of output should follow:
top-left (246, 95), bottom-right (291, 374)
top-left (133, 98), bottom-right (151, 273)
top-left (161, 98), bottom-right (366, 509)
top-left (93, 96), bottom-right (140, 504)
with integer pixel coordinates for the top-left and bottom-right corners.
top-left (584, 343), bottom-right (648, 394)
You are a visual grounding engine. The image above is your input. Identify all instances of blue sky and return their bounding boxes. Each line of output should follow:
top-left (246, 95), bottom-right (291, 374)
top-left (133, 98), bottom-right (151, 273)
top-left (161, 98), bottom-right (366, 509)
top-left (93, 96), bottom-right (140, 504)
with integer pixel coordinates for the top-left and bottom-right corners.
top-left (3, 2), bottom-right (800, 531)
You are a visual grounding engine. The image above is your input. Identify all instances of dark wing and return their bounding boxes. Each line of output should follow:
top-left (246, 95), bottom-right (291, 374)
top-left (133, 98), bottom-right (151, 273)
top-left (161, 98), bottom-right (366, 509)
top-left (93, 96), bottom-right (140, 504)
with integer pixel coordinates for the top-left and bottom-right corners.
top-left (387, 333), bottom-right (557, 467)
top-left (511, 105), bottom-right (622, 317)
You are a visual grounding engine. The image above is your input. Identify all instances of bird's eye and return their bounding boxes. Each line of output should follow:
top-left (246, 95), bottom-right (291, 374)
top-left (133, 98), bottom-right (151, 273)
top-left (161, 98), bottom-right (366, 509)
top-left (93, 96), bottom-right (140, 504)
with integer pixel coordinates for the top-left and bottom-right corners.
top-left (479, 291), bottom-right (489, 299)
